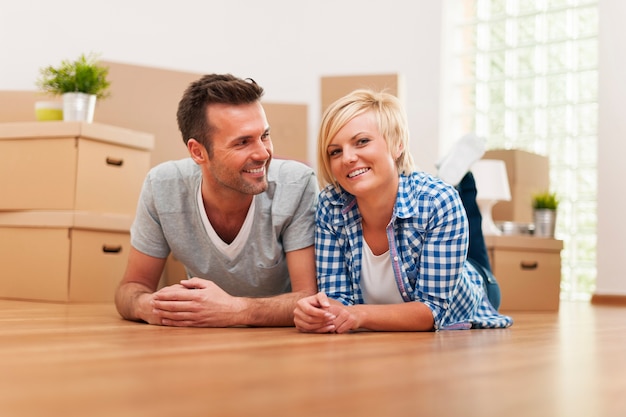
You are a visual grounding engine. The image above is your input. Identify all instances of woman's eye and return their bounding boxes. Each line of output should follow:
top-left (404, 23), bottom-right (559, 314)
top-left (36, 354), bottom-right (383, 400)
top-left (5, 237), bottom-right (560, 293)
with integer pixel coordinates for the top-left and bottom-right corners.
top-left (356, 138), bottom-right (370, 146)
top-left (328, 149), bottom-right (341, 157)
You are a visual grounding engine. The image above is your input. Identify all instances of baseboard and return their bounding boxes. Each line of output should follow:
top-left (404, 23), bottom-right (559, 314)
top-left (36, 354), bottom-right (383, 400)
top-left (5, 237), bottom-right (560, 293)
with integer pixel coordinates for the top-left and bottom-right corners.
top-left (591, 294), bottom-right (626, 306)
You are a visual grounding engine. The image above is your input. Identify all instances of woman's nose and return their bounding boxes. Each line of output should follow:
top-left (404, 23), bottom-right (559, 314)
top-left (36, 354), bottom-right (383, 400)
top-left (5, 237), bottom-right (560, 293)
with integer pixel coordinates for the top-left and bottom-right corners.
top-left (342, 147), bottom-right (357, 164)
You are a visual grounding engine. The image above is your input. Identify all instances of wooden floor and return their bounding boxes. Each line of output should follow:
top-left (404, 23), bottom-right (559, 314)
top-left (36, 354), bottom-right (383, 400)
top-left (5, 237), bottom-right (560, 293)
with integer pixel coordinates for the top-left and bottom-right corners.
top-left (1, 299), bottom-right (625, 417)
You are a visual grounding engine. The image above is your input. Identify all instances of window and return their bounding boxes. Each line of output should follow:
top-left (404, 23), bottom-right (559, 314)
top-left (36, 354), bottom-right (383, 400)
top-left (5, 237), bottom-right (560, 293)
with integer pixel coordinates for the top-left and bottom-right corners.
top-left (443, 0), bottom-right (599, 300)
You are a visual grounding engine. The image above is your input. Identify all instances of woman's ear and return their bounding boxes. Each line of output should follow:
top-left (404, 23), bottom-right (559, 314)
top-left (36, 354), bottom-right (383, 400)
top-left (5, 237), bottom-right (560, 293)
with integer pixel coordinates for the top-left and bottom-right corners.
top-left (187, 139), bottom-right (207, 164)
top-left (395, 143), bottom-right (404, 160)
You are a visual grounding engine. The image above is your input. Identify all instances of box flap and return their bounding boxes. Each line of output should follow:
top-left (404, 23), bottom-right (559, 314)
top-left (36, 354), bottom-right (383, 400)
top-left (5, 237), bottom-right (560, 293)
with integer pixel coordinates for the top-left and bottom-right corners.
top-left (0, 210), bottom-right (132, 232)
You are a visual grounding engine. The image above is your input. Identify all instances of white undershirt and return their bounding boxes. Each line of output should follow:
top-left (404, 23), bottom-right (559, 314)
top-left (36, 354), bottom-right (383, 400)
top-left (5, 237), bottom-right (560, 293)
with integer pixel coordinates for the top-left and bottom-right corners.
top-left (197, 186), bottom-right (255, 260)
top-left (360, 239), bottom-right (404, 304)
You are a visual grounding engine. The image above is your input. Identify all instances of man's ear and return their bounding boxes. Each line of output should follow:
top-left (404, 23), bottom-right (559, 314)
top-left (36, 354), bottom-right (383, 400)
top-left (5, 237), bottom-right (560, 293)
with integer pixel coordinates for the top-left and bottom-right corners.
top-left (187, 139), bottom-right (207, 164)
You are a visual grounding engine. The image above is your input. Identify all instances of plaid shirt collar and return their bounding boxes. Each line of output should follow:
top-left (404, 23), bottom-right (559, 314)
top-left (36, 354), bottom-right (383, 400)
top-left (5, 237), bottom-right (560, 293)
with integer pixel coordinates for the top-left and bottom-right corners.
top-left (327, 174), bottom-right (424, 221)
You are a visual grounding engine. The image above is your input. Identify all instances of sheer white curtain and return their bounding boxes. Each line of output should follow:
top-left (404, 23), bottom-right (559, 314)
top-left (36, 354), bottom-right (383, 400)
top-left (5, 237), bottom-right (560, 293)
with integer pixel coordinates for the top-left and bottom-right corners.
top-left (442, 0), bottom-right (599, 300)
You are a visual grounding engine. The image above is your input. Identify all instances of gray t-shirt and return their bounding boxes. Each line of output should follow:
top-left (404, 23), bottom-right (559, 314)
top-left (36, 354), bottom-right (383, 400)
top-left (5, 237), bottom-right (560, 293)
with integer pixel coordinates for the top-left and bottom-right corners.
top-left (131, 158), bottom-right (318, 297)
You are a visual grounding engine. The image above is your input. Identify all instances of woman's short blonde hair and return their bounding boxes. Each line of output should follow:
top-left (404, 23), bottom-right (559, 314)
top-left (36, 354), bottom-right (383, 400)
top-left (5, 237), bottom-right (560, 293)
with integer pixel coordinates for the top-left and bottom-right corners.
top-left (317, 89), bottom-right (415, 188)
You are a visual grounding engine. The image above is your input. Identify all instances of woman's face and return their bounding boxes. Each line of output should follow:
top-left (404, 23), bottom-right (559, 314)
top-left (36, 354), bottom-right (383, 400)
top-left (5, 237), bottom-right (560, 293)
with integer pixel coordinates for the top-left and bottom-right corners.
top-left (326, 111), bottom-right (399, 198)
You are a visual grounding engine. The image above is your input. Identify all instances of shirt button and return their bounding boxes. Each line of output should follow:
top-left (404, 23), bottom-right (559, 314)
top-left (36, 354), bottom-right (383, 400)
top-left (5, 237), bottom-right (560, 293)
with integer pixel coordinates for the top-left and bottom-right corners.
top-left (402, 292), bottom-right (408, 297)
top-left (393, 256), bottom-right (399, 261)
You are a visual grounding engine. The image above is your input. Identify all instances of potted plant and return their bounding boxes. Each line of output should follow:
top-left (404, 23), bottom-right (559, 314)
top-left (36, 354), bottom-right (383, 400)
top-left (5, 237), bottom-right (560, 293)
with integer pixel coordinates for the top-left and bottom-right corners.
top-left (532, 191), bottom-right (559, 210)
top-left (532, 191), bottom-right (559, 238)
top-left (36, 53), bottom-right (111, 123)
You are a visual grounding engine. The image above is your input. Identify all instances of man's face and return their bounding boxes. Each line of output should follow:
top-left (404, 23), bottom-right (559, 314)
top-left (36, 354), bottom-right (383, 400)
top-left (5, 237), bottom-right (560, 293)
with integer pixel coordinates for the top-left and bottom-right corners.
top-left (203, 101), bottom-right (273, 196)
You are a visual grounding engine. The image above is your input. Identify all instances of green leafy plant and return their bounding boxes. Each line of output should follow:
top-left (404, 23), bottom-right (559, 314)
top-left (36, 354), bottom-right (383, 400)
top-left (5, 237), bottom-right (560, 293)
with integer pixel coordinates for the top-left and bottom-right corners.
top-left (36, 53), bottom-right (111, 99)
top-left (532, 191), bottom-right (559, 210)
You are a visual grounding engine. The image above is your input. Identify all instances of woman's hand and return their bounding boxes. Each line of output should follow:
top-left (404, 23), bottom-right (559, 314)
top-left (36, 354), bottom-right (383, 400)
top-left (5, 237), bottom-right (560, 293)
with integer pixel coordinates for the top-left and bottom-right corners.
top-left (326, 304), bottom-right (361, 334)
top-left (294, 292), bottom-right (364, 333)
top-left (294, 292), bottom-right (337, 333)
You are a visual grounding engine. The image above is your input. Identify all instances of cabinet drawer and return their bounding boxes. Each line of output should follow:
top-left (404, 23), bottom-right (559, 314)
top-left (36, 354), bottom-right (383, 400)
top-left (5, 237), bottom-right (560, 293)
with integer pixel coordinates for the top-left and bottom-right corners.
top-left (492, 250), bottom-right (561, 311)
top-left (0, 225), bottom-right (129, 303)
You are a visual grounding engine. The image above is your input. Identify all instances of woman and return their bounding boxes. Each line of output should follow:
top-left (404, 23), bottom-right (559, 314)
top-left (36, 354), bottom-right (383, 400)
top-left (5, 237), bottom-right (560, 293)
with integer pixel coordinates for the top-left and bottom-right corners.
top-left (294, 89), bottom-right (513, 333)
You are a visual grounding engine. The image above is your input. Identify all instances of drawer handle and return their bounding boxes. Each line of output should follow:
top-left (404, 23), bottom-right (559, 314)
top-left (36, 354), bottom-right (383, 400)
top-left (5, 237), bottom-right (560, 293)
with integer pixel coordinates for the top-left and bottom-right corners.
top-left (102, 245), bottom-right (123, 254)
top-left (520, 261), bottom-right (538, 270)
top-left (106, 157), bottom-right (124, 167)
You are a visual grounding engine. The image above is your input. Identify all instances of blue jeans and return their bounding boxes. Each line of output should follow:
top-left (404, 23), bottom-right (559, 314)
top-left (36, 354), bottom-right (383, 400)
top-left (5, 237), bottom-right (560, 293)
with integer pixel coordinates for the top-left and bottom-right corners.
top-left (456, 172), bottom-right (501, 310)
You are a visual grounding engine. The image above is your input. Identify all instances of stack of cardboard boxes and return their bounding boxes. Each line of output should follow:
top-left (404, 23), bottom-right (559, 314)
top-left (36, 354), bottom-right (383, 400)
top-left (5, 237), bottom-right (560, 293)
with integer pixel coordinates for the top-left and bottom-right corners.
top-left (484, 149), bottom-right (550, 225)
top-left (0, 122), bottom-right (153, 302)
top-left (480, 149), bottom-right (562, 311)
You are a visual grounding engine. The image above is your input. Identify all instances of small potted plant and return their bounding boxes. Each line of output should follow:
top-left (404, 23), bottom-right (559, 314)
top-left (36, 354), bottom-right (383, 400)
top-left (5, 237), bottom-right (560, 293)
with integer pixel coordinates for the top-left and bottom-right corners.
top-left (532, 191), bottom-right (559, 237)
top-left (36, 53), bottom-right (111, 123)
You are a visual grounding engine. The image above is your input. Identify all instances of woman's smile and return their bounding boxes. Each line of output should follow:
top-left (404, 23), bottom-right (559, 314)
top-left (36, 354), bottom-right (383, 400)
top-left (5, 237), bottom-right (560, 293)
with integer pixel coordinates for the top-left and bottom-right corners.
top-left (347, 167), bottom-right (371, 178)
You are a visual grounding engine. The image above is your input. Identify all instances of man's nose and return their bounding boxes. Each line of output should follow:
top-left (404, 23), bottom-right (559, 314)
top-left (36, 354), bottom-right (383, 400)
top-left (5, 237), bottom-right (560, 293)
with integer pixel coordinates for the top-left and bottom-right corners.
top-left (252, 138), bottom-right (271, 160)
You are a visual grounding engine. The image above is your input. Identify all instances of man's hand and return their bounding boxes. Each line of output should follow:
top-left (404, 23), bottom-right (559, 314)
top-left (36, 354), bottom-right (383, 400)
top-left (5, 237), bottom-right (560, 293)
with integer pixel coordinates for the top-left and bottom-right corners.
top-left (151, 278), bottom-right (246, 327)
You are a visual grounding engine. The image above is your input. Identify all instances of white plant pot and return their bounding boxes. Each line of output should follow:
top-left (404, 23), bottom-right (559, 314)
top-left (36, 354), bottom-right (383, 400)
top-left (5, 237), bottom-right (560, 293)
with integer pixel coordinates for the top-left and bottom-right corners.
top-left (62, 92), bottom-right (97, 123)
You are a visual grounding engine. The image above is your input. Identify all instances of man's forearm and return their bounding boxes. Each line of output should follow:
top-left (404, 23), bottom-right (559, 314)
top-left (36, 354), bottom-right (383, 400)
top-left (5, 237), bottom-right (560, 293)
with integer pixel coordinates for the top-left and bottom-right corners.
top-left (115, 282), bottom-right (153, 322)
top-left (240, 290), bottom-right (312, 327)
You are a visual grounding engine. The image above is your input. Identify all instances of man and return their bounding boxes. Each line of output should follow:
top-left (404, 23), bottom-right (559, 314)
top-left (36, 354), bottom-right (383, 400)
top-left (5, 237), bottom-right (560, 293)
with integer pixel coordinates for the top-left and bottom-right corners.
top-left (115, 74), bottom-right (318, 327)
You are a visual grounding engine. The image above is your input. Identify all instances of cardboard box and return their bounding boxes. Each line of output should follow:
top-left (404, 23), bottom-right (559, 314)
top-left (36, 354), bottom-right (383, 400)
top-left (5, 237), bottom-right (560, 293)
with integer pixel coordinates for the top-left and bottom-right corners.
top-left (485, 235), bottom-right (563, 311)
top-left (0, 121), bottom-right (153, 215)
top-left (0, 211), bottom-right (132, 302)
top-left (483, 149), bottom-right (550, 223)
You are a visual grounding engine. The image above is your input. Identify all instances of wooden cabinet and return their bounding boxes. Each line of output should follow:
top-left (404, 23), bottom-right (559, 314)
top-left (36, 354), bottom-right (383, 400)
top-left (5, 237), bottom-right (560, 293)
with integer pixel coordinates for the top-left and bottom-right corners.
top-left (0, 122), bottom-right (154, 302)
top-left (484, 235), bottom-right (563, 311)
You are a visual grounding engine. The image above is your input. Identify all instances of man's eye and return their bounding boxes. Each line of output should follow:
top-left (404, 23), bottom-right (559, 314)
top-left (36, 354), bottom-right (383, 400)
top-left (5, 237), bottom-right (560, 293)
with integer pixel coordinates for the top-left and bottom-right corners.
top-left (261, 132), bottom-right (270, 140)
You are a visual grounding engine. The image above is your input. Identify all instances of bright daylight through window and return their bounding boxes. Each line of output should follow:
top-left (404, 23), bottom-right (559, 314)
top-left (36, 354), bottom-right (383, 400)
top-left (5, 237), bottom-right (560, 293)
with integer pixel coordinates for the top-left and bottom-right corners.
top-left (444, 0), bottom-right (599, 300)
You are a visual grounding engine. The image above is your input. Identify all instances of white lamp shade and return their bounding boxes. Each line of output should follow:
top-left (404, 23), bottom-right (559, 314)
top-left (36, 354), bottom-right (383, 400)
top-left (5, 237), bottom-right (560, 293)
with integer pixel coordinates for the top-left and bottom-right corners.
top-left (471, 159), bottom-right (512, 236)
top-left (471, 159), bottom-right (511, 202)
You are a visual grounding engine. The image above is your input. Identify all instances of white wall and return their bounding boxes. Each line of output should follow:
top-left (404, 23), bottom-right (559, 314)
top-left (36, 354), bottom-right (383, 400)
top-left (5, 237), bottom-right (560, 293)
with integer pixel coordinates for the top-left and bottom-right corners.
top-left (0, 0), bottom-right (443, 174)
top-left (1, 0), bottom-right (624, 297)
top-left (597, 0), bottom-right (626, 296)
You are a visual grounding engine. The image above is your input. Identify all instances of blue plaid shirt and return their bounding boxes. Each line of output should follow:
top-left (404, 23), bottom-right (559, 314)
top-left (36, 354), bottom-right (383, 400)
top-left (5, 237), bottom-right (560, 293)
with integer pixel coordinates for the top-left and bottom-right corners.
top-left (316, 172), bottom-right (513, 330)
